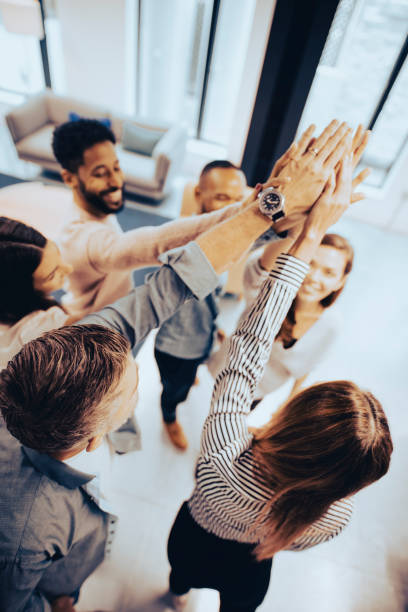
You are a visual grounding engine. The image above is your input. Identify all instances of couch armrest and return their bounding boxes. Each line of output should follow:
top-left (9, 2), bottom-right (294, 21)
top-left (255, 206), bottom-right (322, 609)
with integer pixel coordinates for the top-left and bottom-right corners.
top-left (152, 125), bottom-right (187, 182)
top-left (5, 92), bottom-right (49, 143)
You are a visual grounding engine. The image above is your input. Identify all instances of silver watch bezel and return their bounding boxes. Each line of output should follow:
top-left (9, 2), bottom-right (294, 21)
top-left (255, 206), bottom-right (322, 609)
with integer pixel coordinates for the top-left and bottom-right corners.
top-left (257, 187), bottom-right (285, 220)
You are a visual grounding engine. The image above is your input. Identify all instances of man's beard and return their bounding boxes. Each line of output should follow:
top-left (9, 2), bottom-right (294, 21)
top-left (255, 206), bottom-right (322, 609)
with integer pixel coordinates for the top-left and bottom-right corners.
top-left (78, 178), bottom-right (125, 215)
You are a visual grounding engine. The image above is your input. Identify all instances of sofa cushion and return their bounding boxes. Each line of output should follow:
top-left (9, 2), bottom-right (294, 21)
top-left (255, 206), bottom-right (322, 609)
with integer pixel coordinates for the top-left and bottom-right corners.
top-left (116, 147), bottom-right (160, 189)
top-left (5, 94), bottom-right (48, 143)
top-left (121, 121), bottom-right (164, 156)
top-left (45, 94), bottom-right (111, 126)
top-left (15, 123), bottom-right (55, 161)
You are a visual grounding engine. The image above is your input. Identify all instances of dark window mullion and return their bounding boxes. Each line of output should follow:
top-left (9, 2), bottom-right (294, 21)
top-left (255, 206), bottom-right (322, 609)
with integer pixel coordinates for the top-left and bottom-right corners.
top-left (368, 33), bottom-right (408, 131)
top-left (197, 0), bottom-right (221, 139)
top-left (38, 0), bottom-right (52, 89)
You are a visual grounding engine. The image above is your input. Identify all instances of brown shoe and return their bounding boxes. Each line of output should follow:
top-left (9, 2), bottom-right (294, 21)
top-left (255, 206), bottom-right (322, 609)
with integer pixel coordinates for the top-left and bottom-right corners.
top-left (164, 421), bottom-right (188, 450)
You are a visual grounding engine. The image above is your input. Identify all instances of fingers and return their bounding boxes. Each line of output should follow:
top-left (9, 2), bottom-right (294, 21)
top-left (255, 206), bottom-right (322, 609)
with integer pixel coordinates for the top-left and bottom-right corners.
top-left (352, 167), bottom-right (371, 190)
top-left (310, 119), bottom-right (341, 158)
top-left (335, 152), bottom-right (353, 192)
top-left (317, 122), bottom-right (348, 162)
top-left (352, 124), bottom-right (364, 151)
top-left (324, 128), bottom-right (353, 170)
top-left (351, 192), bottom-right (366, 203)
top-left (293, 124), bottom-right (316, 158)
top-left (325, 170), bottom-right (336, 194)
top-left (352, 129), bottom-right (371, 168)
top-left (263, 176), bottom-right (292, 191)
top-left (269, 142), bottom-right (297, 177)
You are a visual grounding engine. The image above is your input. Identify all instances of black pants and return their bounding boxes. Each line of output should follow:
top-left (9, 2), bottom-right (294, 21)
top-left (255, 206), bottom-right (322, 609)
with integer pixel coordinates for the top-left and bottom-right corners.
top-left (167, 502), bottom-right (273, 612)
top-left (154, 349), bottom-right (205, 423)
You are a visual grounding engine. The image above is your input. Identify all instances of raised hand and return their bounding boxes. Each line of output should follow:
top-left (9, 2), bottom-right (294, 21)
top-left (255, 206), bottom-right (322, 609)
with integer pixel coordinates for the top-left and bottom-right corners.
top-left (272, 120), bottom-right (352, 216)
top-left (303, 147), bottom-right (354, 237)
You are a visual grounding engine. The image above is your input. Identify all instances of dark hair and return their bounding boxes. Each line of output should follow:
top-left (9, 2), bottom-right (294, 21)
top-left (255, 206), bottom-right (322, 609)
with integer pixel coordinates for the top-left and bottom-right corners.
top-left (0, 325), bottom-right (130, 454)
top-left (52, 119), bottom-right (116, 173)
top-left (0, 217), bottom-right (58, 324)
top-left (277, 233), bottom-right (354, 346)
top-left (252, 380), bottom-right (393, 559)
top-left (200, 160), bottom-right (242, 179)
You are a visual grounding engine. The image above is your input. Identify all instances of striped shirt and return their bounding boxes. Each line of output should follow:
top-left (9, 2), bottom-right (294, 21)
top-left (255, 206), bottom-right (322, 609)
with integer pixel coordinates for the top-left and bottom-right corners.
top-left (188, 254), bottom-right (353, 551)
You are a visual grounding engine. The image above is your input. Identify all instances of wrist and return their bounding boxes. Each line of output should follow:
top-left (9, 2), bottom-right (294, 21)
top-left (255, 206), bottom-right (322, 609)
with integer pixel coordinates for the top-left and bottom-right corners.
top-left (247, 200), bottom-right (275, 230)
top-left (278, 184), bottom-right (296, 216)
top-left (288, 228), bottom-right (323, 263)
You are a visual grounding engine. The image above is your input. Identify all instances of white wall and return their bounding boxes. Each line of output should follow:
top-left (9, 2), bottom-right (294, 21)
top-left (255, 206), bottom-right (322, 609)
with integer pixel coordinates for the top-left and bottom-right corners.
top-left (226, 0), bottom-right (276, 166)
top-left (55, 0), bottom-right (131, 114)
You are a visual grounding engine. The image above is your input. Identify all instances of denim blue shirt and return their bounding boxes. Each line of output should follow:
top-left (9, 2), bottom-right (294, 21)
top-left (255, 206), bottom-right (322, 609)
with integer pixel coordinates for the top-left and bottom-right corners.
top-left (0, 242), bottom-right (219, 611)
top-left (154, 272), bottom-right (227, 359)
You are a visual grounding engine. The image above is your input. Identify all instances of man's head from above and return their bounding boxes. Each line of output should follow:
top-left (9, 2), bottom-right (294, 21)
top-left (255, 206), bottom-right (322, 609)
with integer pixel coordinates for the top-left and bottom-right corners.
top-left (195, 160), bottom-right (247, 214)
top-left (0, 325), bottom-right (138, 460)
top-left (52, 119), bottom-right (125, 216)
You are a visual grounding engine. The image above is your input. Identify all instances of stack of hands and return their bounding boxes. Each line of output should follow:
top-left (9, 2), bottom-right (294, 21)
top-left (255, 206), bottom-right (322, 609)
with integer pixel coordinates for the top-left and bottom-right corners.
top-left (245, 119), bottom-right (370, 260)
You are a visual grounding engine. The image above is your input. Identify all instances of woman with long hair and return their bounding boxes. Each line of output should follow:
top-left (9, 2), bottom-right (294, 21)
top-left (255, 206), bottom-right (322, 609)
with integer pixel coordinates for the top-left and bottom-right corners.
top-left (0, 217), bottom-right (74, 369)
top-left (209, 230), bottom-right (354, 409)
top-left (167, 156), bottom-right (393, 612)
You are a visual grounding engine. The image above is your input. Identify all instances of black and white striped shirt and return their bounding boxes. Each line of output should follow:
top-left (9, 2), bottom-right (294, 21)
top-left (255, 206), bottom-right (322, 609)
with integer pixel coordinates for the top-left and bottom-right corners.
top-left (188, 254), bottom-right (353, 550)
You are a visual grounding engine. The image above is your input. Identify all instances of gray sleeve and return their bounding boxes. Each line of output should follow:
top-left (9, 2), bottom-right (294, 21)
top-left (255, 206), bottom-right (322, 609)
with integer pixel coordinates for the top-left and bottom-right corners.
top-left (79, 242), bottom-right (219, 348)
top-left (0, 561), bottom-right (52, 612)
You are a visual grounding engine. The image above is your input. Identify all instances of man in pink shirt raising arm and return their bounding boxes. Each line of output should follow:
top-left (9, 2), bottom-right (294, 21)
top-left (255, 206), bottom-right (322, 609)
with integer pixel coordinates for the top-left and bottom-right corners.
top-left (52, 119), bottom-right (246, 318)
top-left (51, 118), bottom-right (253, 453)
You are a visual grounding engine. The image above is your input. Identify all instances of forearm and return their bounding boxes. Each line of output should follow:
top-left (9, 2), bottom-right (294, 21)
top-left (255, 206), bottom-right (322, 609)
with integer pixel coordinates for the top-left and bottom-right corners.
top-left (259, 233), bottom-right (297, 270)
top-left (146, 201), bottom-right (243, 262)
top-left (288, 374), bottom-right (308, 400)
top-left (79, 242), bottom-right (219, 348)
top-left (88, 202), bottom-right (242, 273)
top-left (196, 202), bottom-right (273, 273)
top-left (201, 255), bottom-right (309, 456)
top-left (288, 227), bottom-right (325, 264)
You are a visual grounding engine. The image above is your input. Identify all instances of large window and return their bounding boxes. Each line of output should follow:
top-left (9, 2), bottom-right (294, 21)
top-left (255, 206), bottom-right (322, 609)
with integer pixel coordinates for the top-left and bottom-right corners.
top-left (136, 0), bottom-right (257, 146)
top-left (0, 8), bottom-right (44, 99)
top-left (41, 0), bottom-right (257, 148)
top-left (298, 0), bottom-right (408, 187)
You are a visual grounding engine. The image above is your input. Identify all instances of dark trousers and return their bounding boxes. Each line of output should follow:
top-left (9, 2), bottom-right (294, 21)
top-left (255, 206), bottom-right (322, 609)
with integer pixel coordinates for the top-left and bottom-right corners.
top-left (167, 502), bottom-right (273, 612)
top-left (154, 349), bottom-right (205, 423)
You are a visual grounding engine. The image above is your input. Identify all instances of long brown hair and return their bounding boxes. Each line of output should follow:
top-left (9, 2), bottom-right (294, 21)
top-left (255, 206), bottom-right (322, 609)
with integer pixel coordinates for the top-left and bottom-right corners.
top-left (0, 217), bottom-right (58, 324)
top-left (251, 380), bottom-right (393, 560)
top-left (277, 234), bottom-right (354, 346)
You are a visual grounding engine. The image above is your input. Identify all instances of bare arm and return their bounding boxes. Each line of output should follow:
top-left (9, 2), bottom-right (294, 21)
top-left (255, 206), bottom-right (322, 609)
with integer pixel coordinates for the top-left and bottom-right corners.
top-left (287, 373), bottom-right (308, 401)
top-left (259, 229), bottom-right (300, 271)
top-left (87, 200), bottom-right (243, 273)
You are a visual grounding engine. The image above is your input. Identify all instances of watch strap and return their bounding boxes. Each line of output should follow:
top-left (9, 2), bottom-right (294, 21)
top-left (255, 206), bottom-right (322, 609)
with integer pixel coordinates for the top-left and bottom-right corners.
top-left (272, 210), bottom-right (285, 222)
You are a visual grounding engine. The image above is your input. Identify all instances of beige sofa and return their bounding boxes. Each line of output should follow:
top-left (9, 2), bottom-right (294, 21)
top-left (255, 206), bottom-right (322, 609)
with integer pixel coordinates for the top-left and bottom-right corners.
top-left (5, 90), bottom-right (187, 201)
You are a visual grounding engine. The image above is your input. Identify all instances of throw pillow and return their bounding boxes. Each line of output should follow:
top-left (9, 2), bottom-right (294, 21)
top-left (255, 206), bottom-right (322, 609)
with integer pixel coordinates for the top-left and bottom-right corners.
top-left (121, 121), bottom-right (163, 156)
top-left (68, 111), bottom-right (111, 128)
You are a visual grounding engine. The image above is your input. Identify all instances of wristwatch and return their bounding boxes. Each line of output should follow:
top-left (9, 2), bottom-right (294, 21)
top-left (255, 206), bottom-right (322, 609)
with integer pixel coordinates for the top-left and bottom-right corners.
top-left (257, 187), bottom-right (285, 222)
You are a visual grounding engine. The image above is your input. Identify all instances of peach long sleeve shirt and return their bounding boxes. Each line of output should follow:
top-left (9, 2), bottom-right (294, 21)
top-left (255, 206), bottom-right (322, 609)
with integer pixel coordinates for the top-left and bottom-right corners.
top-left (59, 201), bottom-right (241, 317)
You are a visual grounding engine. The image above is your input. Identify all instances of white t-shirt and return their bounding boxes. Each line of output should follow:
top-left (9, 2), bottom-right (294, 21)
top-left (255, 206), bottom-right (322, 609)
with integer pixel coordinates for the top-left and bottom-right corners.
top-left (208, 252), bottom-right (341, 396)
top-left (0, 306), bottom-right (68, 370)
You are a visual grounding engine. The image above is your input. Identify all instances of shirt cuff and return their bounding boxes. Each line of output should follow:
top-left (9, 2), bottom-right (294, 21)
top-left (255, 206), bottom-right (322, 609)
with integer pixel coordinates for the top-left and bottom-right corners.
top-left (269, 253), bottom-right (309, 290)
top-left (159, 241), bottom-right (219, 300)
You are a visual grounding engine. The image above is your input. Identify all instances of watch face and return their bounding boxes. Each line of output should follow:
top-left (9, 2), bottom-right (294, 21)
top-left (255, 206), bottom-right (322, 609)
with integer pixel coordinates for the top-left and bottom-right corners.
top-left (260, 188), bottom-right (282, 212)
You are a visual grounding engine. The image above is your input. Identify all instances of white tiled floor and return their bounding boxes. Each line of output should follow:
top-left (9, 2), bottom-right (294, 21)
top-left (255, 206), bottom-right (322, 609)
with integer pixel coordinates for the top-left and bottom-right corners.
top-left (77, 216), bottom-right (408, 612)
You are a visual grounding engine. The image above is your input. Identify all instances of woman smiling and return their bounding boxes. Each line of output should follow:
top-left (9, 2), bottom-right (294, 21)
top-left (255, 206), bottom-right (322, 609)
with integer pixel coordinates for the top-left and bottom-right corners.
top-left (0, 217), bottom-right (74, 369)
